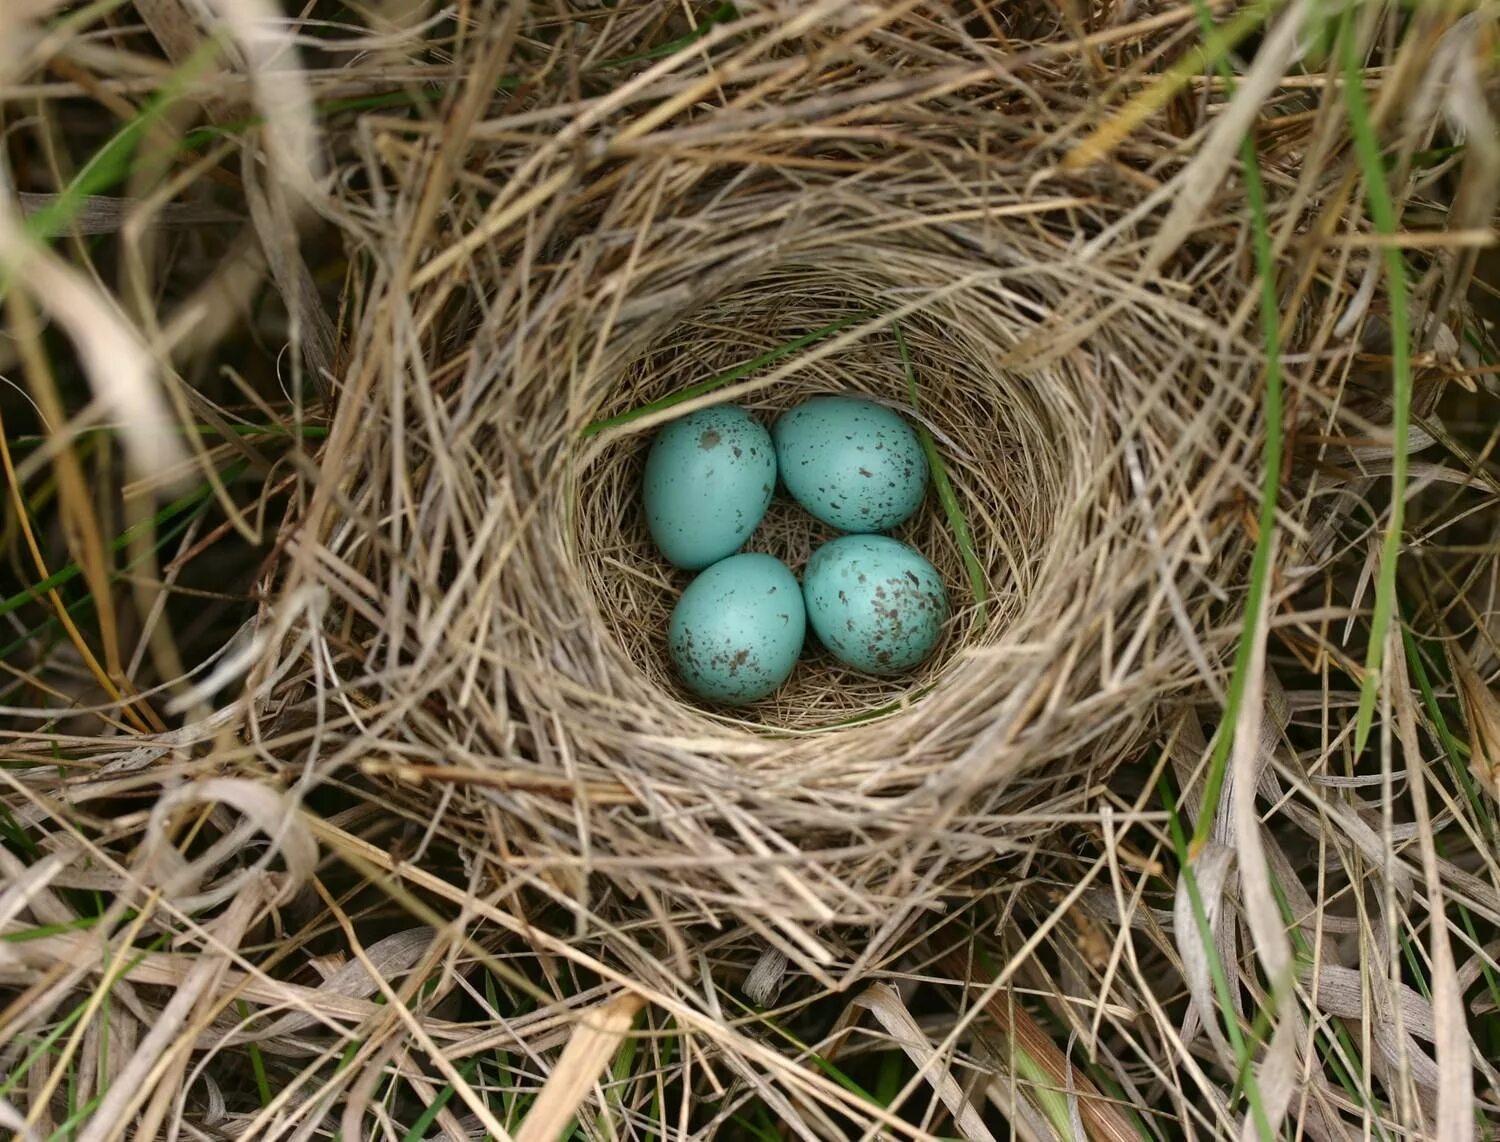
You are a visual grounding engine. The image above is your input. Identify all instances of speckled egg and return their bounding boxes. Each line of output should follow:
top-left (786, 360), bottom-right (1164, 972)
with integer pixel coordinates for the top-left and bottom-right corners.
top-left (643, 405), bottom-right (776, 570)
top-left (773, 396), bottom-right (928, 533)
top-left (668, 554), bottom-right (806, 705)
top-left (802, 535), bottom-right (947, 675)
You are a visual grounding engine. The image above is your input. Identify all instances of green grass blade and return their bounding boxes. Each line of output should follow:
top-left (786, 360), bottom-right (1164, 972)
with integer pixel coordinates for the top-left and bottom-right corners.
top-left (1403, 625), bottom-right (1496, 832)
top-left (1339, 5), bottom-right (1412, 757)
top-left (644, 1015), bottom-right (678, 1142)
top-left (0, 801), bottom-right (41, 856)
top-left (1009, 1042), bottom-right (1078, 1139)
top-left (0, 939), bottom-right (161, 1105)
top-left (1017, 975), bottom-right (1157, 1140)
top-left (237, 1000), bottom-right (274, 1107)
top-left (20, 40), bottom-right (221, 242)
top-left (873, 1050), bottom-right (904, 1107)
top-left (180, 87), bottom-right (450, 152)
top-left (722, 993), bottom-right (878, 1105)
top-left (63, 1055), bottom-right (79, 1141)
top-left (1159, 776), bottom-right (1275, 1139)
top-left (398, 1060), bottom-right (477, 1142)
top-left (729, 1110), bottom-right (784, 1142)
top-left (2, 914), bottom-right (115, 943)
top-left (581, 312), bottom-right (872, 437)
top-left (894, 322), bottom-right (988, 628)
top-left (1171, 764), bottom-right (1393, 1134)
top-left (603, 1005), bottom-right (645, 1125)
top-left (1187, 0), bottom-right (1285, 852)
top-left (0, 488), bottom-right (215, 668)
top-left (0, 1001), bottom-right (91, 1101)
top-left (48, 1091), bottom-right (104, 1141)
top-left (596, 2), bottom-right (739, 67)
top-left (0, 459), bottom-right (246, 621)
top-left (8, 423), bottom-right (328, 449)
top-left (1274, 894), bottom-right (1391, 1133)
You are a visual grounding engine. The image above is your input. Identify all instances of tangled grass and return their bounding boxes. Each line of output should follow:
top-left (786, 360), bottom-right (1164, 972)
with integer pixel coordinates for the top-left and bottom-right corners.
top-left (1, 1), bottom-right (1498, 1139)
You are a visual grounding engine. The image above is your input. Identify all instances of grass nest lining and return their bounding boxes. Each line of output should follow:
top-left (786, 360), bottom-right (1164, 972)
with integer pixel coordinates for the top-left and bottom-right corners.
top-left (578, 271), bottom-right (1061, 733)
top-left (577, 219), bottom-right (1240, 745)
top-left (296, 162), bottom-right (1284, 938)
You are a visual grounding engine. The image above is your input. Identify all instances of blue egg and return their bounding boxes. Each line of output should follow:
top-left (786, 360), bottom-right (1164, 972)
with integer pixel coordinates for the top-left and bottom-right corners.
top-left (773, 396), bottom-right (928, 532)
top-left (643, 406), bottom-right (776, 569)
top-left (669, 554), bottom-right (805, 705)
top-left (802, 535), bottom-right (947, 674)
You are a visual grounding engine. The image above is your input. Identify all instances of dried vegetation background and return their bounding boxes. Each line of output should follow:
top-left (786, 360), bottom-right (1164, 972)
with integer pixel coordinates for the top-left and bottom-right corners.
top-left (1, 1), bottom-right (1499, 1139)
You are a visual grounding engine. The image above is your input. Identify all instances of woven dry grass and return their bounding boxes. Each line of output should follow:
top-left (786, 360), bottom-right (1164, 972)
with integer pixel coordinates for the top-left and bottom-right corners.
top-left (2, 1), bottom-right (1499, 1139)
top-left (583, 245), bottom-right (1194, 734)
top-left (272, 20), bottom-right (1314, 948)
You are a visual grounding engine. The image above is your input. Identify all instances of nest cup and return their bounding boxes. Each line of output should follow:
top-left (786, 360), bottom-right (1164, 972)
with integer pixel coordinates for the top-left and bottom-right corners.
top-left (303, 171), bottom-right (1263, 935)
top-left (579, 269), bottom-right (1071, 730)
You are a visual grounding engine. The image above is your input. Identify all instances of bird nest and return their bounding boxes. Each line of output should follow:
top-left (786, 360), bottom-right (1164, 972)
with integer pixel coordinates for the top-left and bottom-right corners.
top-left (578, 233), bottom-right (1219, 737)
top-left (255, 27), bottom-right (1348, 952)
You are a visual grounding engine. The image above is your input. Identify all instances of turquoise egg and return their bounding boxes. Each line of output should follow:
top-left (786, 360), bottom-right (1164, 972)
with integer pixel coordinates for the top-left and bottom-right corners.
top-left (773, 396), bottom-right (928, 532)
top-left (669, 554), bottom-right (805, 705)
top-left (802, 535), bottom-right (947, 675)
top-left (643, 405), bottom-right (776, 569)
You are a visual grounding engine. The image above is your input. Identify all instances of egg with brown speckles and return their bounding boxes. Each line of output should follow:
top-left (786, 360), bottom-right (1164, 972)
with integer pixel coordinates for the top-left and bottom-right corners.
top-left (643, 405), bottom-right (776, 569)
top-left (668, 554), bottom-right (806, 705)
top-left (802, 535), bottom-right (947, 675)
top-left (773, 396), bottom-right (928, 532)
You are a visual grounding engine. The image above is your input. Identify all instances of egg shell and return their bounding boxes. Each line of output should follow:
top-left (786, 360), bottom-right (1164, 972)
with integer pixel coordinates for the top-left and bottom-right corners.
top-left (643, 405), bottom-right (776, 569)
top-left (773, 396), bottom-right (928, 533)
top-left (668, 554), bottom-right (806, 705)
top-left (802, 535), bottom-right (948, 675)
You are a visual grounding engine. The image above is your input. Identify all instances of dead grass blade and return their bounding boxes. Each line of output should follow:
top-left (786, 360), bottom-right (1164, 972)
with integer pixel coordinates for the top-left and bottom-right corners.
top-left (139, 777), bottom-right (317, 912)
top-left (1393, 644), bottom-right (1478, 1140)
top-left (827, 983), bottom-right (996, 1142)
top-left (514, 993), bottom-right (646, 1142)
top-left (0, 192), bottom-right (188, 484)
top-left (1227, 560), bottom-right (1298, 1140)
top-left (1451, 645), bottom-right (1500, 802)
top-left (68, 889), bottom-right (262, 1142)
top-left (17, 192), bottom-right (240, 235)
top-left (937, 951), bottom-right (1137, 1142)
top-left (1145, 0), bottom-right (1312, 272)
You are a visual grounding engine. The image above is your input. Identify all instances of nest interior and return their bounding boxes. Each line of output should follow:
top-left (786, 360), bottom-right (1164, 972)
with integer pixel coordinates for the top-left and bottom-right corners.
top-left (577, 270), bottom-right (1065, 732)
